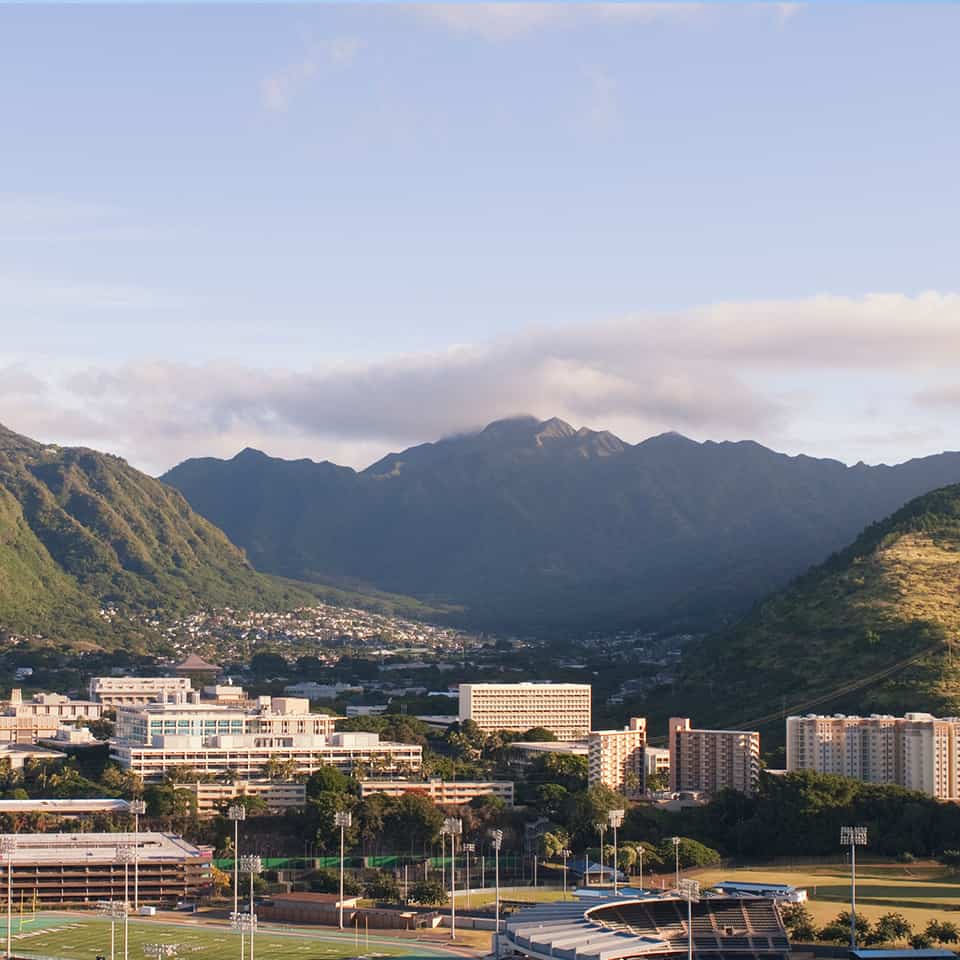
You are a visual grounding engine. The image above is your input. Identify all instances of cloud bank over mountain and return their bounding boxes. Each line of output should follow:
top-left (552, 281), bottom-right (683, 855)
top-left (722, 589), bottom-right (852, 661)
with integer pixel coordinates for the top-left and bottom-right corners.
top-left (5, 291), bottom-right (960, 473)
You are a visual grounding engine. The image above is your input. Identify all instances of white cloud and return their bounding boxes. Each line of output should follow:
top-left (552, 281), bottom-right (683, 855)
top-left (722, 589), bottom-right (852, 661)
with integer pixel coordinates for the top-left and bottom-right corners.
top-left (5, 291), bottom-right (960, 474)
top-left (261, 35), bottom-right (364, 113)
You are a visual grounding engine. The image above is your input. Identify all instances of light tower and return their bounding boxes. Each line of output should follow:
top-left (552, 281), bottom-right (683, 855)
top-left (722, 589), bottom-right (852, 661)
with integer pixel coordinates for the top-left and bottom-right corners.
top-left (130, 799), bottom-right (146, 909)
top-left (840, 826), bottom-right (868, 950)
top-left (608, 809), bottom-right (625, 896)
top-left (1, 837), bottom-right (17, 960)
top-left (334, 811), bottom-right (352, 930)
top-left (442, 817), bottom-right (462, 939)
top-left (491, 829), bottom-right (503, 959)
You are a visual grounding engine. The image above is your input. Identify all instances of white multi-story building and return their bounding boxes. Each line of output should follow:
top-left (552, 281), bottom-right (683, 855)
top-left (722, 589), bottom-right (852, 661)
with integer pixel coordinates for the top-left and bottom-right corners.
top-left (180, 779), bottom-right (307, 816)
top-left (0, 690), bottom-right (102, 744)
top-left (588, 717), bottom-right (647, 798)
top-left (110, 690), bottom-right (417, 781)
top-left (88, 676), bottom-right (192, 706)
top-left (359, 778), bottom-right (514, 806)
top-left (458, 683), bottom-right (592, 739)
top-left (111, 731), bottom-right (422, 782)
top-left (786, 712), bottom-right (960, 800)
top-left (668, 717), bottom-right (760, 796)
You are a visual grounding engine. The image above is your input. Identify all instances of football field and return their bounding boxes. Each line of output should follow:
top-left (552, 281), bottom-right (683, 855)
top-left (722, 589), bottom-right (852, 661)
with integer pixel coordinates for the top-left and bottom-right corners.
top-left (3, 914), bottom-right (481, 960)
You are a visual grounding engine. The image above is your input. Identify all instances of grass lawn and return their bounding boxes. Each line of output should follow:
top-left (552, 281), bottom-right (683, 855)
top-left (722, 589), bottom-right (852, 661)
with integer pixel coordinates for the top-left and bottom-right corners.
top-left (454, 886), bottom-right (568, 908)
top-left (7, 914), bottom-right (479, 960)
top-left (693, 863), bottom-right (960, 935)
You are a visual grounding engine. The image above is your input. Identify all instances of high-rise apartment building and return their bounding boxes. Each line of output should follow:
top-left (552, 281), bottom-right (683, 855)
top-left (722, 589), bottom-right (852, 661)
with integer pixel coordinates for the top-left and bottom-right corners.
top-left (668, 717), bottom-right (760, 796)
top-left (786, 712), bottom-right (960, 800)
top-left (458, 683), bottom-right (592, 739)
top-left (588, 717), bottom-right (647, 798)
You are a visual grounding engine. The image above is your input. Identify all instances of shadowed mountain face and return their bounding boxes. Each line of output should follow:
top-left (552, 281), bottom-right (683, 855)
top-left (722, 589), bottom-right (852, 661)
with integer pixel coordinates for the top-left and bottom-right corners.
top-left (161, 417), bottom-right (960, 634)
top-left (0, 424), bottom-right (311, 647)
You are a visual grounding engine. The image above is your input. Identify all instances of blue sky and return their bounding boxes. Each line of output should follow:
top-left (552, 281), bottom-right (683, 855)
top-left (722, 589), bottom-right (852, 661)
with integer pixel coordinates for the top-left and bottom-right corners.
top-left (2, 3), bottom-right (960, 473)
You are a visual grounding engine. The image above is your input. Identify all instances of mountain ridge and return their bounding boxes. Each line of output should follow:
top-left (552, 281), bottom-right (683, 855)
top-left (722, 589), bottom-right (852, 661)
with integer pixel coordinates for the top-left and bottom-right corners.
top-left (162, 416), bottom-right (960, 634)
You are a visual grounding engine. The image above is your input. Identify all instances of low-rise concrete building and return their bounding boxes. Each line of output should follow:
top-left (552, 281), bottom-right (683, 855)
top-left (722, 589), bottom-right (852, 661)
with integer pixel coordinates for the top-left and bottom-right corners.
top-left (359, 778), bottom-right (514, 806)
top-left (0, 690), bottom-right (102, 744)
top-left (180, 779), bottom-right (307, 816)
top-left (88, 676), bottom-right (192, 706)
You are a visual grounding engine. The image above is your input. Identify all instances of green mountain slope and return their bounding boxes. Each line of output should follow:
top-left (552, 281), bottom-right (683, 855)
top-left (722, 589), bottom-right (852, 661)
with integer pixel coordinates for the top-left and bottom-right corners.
top-left (666, 483), bottom-right (960, 736)
top-left (0, 424), bottom-right (313, 647)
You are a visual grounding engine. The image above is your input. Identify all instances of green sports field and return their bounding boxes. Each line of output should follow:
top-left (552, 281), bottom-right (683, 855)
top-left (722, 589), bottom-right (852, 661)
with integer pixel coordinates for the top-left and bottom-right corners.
top-left (4, 914), bottom-right (473, 960)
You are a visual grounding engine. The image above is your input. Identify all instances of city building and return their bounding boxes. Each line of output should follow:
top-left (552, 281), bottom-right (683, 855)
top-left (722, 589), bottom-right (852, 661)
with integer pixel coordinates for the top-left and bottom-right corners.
top-left (111, 690), bottom-right (413, 782)
top-left (88, 676), bottom-right (192, 706)
top-left (458, 682), bottom-right (592, 739)
top-left (588, 717), bottom-right (647, 799)
top-left (0, 690), bottom-right (102, 744)
top-left (111, 731), bottom-right (422, 782)
top-left (284, 682), bottom-right (363, 700)
top-left (180, 779), bottom-right (307, 816)
top-left (359, 778), bottom-right (514, 806)
top-left (786, 712), bottom-right (960, 800)
top-left (0, 742), bottom-right (67, 770)
top-left (113, 692), bottom-right (338, 744)
top-left (0, 832), bottom-right (210, 906)
top-left (507, 740), bottom-right (590, 767)
top-left (645, 746), bottom-right (671, 782)
top-left (668, 717), bottom-right (760, 796)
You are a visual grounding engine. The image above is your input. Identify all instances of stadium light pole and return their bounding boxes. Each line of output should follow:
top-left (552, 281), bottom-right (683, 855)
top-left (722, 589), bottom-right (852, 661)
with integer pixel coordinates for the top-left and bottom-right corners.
top-left (637, 845), bottom-right (644, 894)
top-left (840, 826), bottom-right (868, 950)
top-left (442, 818), bottom-right (462, 940)
top-left (491, 830), bottom-right (503, 960)
top-left (672, 837), bottom-right (681, 889)
top-left (608, 810), bottom-right (624, 896)
top-left (227, 805), bottom-right (246, 925)
top-left (1, 836), bottom-right (16, 960)
top-left (98, 900), bottom-right (126, 960)
top-left (594, 822), bottom-right (606, 888)
top-left (130, 799), bottom-right (146, 910)
top-left (117, 844), bottom-right (136, 960)
top-left (239, 855), bottom-right (261, 960)
top-left (561, 849), bottom-right (571, 900)
top-left (678, 878), bottom-right (700, 960)
top-left (463, 843), bottom-right (475, 909)
top-left (334, 811), bottom-right (352, 930)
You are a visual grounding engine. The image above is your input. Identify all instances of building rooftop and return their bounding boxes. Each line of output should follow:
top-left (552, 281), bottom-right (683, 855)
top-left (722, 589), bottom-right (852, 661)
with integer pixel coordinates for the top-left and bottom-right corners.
top-left (0, 798), bottom-right (130, 814)
top-left (0, 832), bottom-right (207, 864)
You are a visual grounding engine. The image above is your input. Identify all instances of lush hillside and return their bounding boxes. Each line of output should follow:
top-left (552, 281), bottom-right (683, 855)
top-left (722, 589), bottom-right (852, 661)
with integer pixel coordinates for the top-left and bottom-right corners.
top-left (664, 483), bottom-right (960, 737)
top-left (163, 416), bottom-right (960, 634)
top-left (0, 424), bottom-right (314, 648)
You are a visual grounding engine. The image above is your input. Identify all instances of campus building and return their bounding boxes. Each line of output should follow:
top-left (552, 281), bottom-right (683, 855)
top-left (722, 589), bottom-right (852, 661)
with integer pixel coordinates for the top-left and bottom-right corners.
top-left (359, 778), bottom-right (514, 806)
top-left (180, 779), bottom-right (307, 816)
top-left (668, 717), bottom-right (760, 796)
top-left (112, 731), bottom-right (422, 782)
top-left (458, 683), bottom-right (592, 739)
top-left (0, 832), bottom-right (210, 906)
top-left (588, 717), bottom-right (647, 799)
top-left (0, 690), bottom-right (102, 744)
top-left (88, 676), bottom-right (192, 706)
top-left (786, 712), bottom-right (960, 800)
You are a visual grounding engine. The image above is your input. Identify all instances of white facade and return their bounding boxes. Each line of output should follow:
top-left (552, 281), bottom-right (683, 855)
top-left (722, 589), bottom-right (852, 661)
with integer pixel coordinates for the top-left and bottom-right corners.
top-left (458, 682), bottom-right (592, 739)
top-left (0, 690), bottom-right (102, 744)
top-left (359, 778), bottom-right (514, 806)
top-left (88, 676), bottom-right (192, 705)
top-left (588, 717), bottom-right (647, 798)
top-left (786, 712), bottom-right (960, 800)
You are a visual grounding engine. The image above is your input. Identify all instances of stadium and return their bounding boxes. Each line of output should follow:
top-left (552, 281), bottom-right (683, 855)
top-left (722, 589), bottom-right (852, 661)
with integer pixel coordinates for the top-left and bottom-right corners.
top-left (499, 893), bottom-right (790, 960)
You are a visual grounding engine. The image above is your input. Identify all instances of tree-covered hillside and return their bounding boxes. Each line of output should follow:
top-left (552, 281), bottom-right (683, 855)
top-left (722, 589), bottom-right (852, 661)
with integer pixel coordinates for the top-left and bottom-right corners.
top-left (0, 424), bottom-right (312, 648)
top-left (663, 483), bottom-right (960, 737)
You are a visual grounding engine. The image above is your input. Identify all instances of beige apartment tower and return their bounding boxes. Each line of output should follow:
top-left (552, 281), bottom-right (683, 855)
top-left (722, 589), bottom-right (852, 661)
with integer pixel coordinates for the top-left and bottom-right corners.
top-left (668, 717), bottom-right (760, 796)
top-left (786, 712), bottom-right (960, 800)
top-left (588, 717), bottom-right (647, 798)
top-left (458, 683), bottom-right (592, 740)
